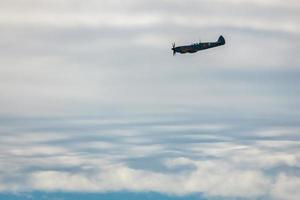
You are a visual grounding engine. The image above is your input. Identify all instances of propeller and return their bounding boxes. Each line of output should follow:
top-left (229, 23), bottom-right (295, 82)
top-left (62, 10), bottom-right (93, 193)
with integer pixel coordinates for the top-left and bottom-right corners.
top-left (172, 42), bottom-right (176, 56)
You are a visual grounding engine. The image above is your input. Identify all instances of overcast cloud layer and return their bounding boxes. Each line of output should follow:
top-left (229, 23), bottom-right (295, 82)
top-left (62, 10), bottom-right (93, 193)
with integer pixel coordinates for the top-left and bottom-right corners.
top-left (0, 0), bottom-right (300, 200)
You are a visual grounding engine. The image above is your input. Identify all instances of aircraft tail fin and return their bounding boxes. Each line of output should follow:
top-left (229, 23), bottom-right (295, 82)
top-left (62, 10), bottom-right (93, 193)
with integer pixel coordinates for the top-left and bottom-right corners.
top-left (218, 35), bottom-right (225, 45)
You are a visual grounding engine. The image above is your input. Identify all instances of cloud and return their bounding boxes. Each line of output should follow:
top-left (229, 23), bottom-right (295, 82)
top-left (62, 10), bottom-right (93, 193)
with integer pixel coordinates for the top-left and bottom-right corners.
top-left (0, 0), bottom-right (300, 199)
top-left (0, 116), bottom-right (300, 199)
top-left (1, 0), bottom-right (299, 32)
top-left (27, 161), bottom-right (271, 198)
top-left (271, 174), bottom-right (300, 200)
top-left (1, 0), bottom-right (299, 117)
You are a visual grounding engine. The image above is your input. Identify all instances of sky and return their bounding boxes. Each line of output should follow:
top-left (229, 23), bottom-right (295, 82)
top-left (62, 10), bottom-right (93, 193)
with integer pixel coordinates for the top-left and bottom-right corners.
top-left (0, 0), bottom-right (300, 199)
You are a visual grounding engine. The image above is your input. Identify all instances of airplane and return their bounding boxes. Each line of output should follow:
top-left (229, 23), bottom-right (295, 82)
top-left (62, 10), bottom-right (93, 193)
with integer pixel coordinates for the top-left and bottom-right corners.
top-left (171, 35), bottom-right (225, 56)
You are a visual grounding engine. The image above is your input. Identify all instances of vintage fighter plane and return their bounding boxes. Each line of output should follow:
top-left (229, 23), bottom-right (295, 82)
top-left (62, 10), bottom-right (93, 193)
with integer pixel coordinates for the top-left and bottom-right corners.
top-left (172, 35), bottom-right (225, 55)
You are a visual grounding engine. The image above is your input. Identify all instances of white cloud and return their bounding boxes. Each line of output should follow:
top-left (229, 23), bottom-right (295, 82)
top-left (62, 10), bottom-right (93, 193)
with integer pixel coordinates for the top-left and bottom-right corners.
top-left (186, 142), bottom-right (300, 169)
top-left (271, 174), bottom-right (300, 200)
top-left (0, 117), bottom-right (299, 199)
top-left (253, 127), bottom-right (300, 137)
top-left (25, 159), bottom-right (273, 198)
top-left (230, 148), bottom-right (299, 169)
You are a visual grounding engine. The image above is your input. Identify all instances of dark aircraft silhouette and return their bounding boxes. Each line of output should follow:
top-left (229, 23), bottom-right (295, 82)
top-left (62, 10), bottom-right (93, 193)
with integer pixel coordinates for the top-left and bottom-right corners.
top-left (172, 35), bottom-right (225, 55)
